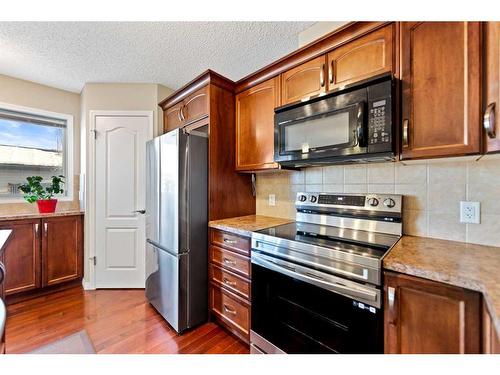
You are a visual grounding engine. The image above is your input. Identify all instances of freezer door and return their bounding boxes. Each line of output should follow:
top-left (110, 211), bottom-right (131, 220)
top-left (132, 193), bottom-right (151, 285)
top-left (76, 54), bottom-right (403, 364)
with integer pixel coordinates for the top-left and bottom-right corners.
top-left (145, 242), bottom-right (188, 333)
top-left (184, 129), bottom-right (209, 327)
top-left (146, 137), bottom-right (160, 245)
top-left (159, 129), bottom-right (180, 253)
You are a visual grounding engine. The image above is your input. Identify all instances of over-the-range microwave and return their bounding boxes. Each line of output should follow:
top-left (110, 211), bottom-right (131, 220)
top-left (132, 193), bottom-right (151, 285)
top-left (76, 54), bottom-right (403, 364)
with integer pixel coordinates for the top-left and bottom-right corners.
top-left (274, 74), bottom-right (396, 168)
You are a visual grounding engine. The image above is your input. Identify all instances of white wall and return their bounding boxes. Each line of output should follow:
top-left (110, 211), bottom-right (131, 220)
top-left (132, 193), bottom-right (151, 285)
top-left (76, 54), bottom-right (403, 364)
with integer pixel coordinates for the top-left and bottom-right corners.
top-left (298, 22), bottom-right (349, 47)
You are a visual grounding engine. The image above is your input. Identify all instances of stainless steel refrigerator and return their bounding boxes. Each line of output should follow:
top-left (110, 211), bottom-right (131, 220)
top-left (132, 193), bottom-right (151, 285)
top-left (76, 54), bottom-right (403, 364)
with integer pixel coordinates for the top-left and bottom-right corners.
top-left (145, 127), bottom-right (208, 333)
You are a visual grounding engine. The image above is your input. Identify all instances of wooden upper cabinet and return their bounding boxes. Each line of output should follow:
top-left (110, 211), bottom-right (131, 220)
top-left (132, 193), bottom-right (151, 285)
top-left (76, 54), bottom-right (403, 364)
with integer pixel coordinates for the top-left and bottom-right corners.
top-left (484, 22), bottom-right (500, 153)
top-left (280, 55), bottom-right (327, 105)
top-left (164, 101), bottom-right (184, 133)
top-left (163, 86), bottom-right (209, 133)
top-left (327, 24), bottom-right (394, 90)
top-left (41, 215), bottom-right (83, 287)
top-left (182, 86), bottom-right (209, 124)
top-left (236, 77), bottom-right (280, 171)
top-left (384, 272), bottom-right (481, 354)
top-left (400, 22), bottom-right (481, 160)
top-left (0, 219), bottom-right (40, 295)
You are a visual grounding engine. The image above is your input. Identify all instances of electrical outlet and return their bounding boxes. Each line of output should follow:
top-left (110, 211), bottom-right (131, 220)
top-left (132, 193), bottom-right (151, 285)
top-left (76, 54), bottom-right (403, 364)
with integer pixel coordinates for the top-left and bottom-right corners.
top-left (460, 201), bottom-right (480, 224)
top-left (268, 194), bottom-right (276, 206)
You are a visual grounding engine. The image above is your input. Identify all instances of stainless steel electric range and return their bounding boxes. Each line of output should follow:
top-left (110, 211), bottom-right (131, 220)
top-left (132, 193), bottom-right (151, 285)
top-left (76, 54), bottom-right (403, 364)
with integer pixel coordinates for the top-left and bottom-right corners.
top-left (250, 192), bottom-right (403, 354)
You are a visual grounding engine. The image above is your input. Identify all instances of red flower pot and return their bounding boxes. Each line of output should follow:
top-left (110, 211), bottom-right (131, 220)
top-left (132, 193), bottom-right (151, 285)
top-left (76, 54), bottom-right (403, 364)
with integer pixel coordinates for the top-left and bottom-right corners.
top-left (36, 199), bottom-right (58, 214)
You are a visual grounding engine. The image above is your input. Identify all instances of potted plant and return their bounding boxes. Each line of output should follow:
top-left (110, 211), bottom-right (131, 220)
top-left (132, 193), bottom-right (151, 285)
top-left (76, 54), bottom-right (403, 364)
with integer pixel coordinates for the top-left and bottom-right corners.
top-left (18, 175), bottom-right (65, 214)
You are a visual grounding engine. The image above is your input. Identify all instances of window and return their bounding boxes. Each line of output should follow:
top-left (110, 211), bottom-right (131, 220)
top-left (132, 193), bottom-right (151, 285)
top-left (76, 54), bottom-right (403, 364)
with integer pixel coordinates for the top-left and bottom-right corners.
top-left (0, 103), bottom-right (73, 201)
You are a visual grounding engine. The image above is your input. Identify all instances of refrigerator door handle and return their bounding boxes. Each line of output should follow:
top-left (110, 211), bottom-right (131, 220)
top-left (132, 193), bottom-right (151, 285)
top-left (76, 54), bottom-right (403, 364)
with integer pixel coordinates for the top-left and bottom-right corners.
top-left (147, 239), bottom-right (186, 258)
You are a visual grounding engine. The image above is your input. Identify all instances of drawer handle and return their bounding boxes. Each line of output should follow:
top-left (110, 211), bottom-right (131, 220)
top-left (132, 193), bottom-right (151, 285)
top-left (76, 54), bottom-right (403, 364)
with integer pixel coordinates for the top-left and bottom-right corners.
top-left (223, 238), bottom-right (237, 245)
top-left (223, 277), bottom-right (237, 286)
top-left (223, 304), bottom-right (237, 315)
top-left (223, 258), bottom-right (236, 265)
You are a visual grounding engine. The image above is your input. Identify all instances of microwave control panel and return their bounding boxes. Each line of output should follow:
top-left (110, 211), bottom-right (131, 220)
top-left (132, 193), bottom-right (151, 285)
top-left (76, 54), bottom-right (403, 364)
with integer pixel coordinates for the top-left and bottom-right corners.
top-left (367, 79), bottom-right (392, 153)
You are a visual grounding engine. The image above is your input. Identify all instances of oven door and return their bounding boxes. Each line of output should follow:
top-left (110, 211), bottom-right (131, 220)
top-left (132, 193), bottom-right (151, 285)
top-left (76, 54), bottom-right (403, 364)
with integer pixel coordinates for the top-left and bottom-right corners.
top-left (274, 91), bottom-right (368, 165)
top-left (251, 261), bottom-right (383, 354)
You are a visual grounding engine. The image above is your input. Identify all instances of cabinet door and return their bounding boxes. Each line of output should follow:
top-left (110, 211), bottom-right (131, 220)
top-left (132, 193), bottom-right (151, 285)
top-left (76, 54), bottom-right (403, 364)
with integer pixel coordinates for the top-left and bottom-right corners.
top-left (400, 22), bottom-right (481, 160)
top-left (41, 215), bottom-right (83, 287)
top-left (0, 219), bottom-right (40, 295)
top-left (183, 86), bottom-right (209, 124)
top-left (281, 55), bottom-right (327, 105)
top-left (163, 101), bottom-right (184, 133)
top-left (484, 22), bottom-right (500, 153)
top-left (327, 24), bottom-right (394, 91)
top-left (384, 271), bottom-right (481, 354)
top-left (235, 77), bottom-right (280, 171)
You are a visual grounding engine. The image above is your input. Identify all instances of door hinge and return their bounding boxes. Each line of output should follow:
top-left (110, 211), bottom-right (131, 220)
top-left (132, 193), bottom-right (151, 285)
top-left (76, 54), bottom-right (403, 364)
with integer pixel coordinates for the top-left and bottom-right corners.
top-left (91, 256), bottom-right (97, 266)
top-left (90, 129), bottom-right (98, 139)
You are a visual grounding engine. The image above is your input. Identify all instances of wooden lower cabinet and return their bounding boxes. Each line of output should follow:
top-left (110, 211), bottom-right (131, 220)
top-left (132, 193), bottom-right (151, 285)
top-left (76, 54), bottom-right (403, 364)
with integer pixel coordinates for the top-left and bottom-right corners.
top-left (0, 214), bottom-right (83, 302)
top-left (209, 229), bottom-right (251, 343)
top-left (384, 271), bottom-right (481, 353)
top-left (42, 215), bottom-right (83, 287)
top-left (0, 219), bottom-right (40, 295)
top-left (482, 300), bottom-right (500, 354)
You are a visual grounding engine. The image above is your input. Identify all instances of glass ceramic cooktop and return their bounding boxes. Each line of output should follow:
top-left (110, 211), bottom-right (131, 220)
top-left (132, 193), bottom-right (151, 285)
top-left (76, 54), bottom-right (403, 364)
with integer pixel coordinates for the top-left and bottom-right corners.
top-left (255, 222), bottom-right (400, 260)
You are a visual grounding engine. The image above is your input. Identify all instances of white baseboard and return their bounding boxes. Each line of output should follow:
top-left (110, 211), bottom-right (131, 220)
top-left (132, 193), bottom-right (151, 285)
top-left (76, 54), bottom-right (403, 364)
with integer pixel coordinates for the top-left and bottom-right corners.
top-left (82, 280), bottom-right (95, 290)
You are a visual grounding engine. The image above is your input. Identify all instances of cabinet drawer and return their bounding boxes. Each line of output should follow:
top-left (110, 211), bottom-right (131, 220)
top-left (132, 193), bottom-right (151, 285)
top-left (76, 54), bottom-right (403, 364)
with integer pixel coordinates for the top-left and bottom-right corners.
top-left (210, 286), bottom-right (250, 338)
top-left (209, 263), bottom-right (250, 300)
top-left (211, 229), bottom-right (250, 256)
top-left (209, 245), bottom-right (250, 278)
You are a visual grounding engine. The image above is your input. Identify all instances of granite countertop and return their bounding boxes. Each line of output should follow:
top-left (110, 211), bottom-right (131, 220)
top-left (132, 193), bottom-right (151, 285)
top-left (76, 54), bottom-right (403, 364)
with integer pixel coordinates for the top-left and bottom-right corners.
top-left (0, 210), bottom-right (84, 221)
top-left (209, 215), bottom-right (293, 237)
top-left (384, 235), bottom-right (500, 334)
top-left (0, 229), bottom-right (12, 255)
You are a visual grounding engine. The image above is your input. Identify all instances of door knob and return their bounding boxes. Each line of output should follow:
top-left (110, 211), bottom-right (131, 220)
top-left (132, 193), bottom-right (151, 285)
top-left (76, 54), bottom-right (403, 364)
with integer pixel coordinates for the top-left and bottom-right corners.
top-left (133, 210), bottom-right (146, 214)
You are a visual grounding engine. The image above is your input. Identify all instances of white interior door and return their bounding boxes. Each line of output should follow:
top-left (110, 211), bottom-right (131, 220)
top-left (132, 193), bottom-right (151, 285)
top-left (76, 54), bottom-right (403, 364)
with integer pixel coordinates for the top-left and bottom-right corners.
top-left (94, 114), bottom-right (152, 288)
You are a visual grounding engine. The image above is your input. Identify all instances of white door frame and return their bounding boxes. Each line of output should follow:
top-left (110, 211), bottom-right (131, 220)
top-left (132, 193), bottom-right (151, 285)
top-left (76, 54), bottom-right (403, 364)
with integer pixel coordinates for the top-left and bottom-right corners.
top-left (85, 110), bottom-right (154, 290)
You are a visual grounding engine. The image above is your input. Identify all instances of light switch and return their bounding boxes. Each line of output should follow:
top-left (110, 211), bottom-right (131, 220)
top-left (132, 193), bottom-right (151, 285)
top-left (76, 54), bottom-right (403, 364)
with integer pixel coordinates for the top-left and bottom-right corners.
top-left (268, 194), bottom-right (276, 206)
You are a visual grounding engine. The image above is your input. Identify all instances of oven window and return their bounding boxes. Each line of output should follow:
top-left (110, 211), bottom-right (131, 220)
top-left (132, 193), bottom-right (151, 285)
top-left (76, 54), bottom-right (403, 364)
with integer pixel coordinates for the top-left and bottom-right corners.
top-left (283, 111), bottom-right (350, 153)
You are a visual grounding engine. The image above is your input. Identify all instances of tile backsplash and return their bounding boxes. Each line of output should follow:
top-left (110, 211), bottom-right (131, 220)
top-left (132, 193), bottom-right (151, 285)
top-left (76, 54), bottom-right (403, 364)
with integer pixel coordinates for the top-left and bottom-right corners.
top-left (256, 155), bottom-right (500, 247)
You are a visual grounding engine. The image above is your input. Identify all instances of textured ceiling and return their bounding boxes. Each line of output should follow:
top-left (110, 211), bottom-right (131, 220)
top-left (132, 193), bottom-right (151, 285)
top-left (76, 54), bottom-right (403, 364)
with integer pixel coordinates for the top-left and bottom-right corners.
top-left (0, 22), bottom-right (314, 93)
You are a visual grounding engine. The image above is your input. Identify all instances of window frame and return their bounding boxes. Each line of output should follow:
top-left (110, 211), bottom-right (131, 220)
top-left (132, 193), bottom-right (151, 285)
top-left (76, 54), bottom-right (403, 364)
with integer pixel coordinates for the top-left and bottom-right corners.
top-left (0, 101), bottom-right (74, 203)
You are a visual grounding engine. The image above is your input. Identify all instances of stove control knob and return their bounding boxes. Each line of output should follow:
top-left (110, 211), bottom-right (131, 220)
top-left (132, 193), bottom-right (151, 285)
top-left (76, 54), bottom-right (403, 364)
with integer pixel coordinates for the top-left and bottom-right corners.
top-left (298, 194), bottom-right (307, 202)
top-left (384, 198), bottom-right (396, 208)
top-left (310, 195), bottom-right (317, 203)
top-left (367, 197), bottom-right (379, 207)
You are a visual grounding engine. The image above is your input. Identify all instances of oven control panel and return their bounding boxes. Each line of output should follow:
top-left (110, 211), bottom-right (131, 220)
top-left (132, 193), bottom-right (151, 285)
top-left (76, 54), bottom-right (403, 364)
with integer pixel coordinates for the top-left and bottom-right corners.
top-left (296, 192), bottom-right (403, 213)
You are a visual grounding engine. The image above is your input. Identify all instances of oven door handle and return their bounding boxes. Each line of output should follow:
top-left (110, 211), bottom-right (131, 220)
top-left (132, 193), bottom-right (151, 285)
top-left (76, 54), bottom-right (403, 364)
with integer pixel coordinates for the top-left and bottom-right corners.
top-left (252, 252), bottom-right (379, 306)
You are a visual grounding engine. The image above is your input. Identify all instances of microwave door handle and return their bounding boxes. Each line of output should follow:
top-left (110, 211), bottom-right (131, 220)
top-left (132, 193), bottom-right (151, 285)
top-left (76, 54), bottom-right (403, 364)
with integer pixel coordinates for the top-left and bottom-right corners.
top-left (355, 102), bottom-right (367, 147)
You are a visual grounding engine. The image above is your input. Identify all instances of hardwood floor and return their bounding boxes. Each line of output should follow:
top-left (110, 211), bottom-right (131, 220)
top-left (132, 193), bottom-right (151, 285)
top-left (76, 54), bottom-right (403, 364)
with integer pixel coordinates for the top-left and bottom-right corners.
top-left (5, 286), bottom-right (249, 354)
